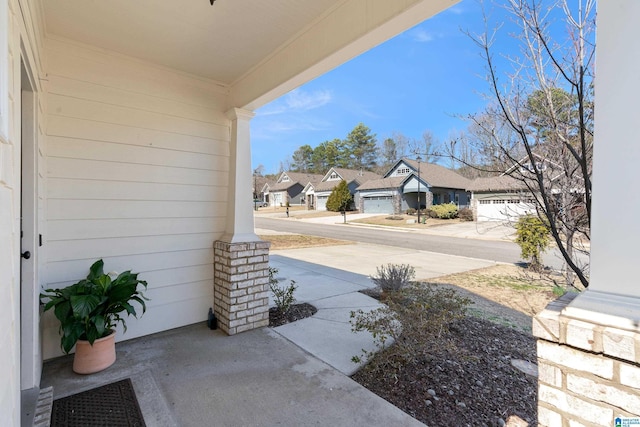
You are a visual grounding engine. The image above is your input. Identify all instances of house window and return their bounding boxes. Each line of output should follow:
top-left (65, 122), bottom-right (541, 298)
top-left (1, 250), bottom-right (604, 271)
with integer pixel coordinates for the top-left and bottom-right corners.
top-left (329, 172), bottom-right (340, 180)
top-left (281, 176), bottom-right (290, 182)
top-left (479, 200), bottom-right (492, 205)
top-left (397, 167), bottom-right (410, 176)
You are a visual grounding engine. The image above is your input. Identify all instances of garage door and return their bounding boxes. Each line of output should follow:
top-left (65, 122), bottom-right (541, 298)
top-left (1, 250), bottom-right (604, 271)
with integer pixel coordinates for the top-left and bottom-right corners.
top-left (476, 199), bottom-right (534, 222)
top-left (363, 196), bottom-right (394, 214)
top-left (316, 195), bottom-right (328, 211)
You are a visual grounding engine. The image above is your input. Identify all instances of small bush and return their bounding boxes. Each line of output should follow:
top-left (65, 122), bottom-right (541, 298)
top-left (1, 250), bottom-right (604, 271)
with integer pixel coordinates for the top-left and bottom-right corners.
top-left (428, 203), bottom-right (459, 219)
top-left (406, 208), bottom-right (416, 215)
top-left (371, 264), bottom-right (415, 293)
top-left (350, 283), bottom-right (471, 369)
top-left (268, 267), bottom-right (297, 314)
top-left (458, 207), bottom-right (474, 221)
top-left (515, 214), bottom-right (551, 272)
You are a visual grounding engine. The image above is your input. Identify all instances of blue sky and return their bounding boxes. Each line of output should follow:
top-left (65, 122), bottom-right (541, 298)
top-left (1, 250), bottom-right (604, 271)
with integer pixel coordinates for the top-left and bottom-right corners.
top-left (250, 0), bottom-right (518, 174)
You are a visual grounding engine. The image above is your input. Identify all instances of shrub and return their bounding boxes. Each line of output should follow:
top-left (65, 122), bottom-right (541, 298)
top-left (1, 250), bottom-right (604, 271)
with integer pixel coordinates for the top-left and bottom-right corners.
top-left (268, 267), bottom-right (297, 314)
top-left (406, 208), bottom-right (416, 215)
top-left (326, 180), bottom-right (353, 212)
top-left (428, 203), bottom-right (458, 219)
top-left (458, 207), bottom-right (474, 221)
top-left (371, 264), bottom-right (415, 294)
top-left (350, 283), bottom-right (471, 369)
top-left (515, 214), bottom-right (551, 271)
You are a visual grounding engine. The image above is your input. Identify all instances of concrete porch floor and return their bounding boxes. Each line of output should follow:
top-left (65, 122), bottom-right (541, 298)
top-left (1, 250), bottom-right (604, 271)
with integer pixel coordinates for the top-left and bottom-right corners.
top-left (40, 324), bottom-right (423, 427)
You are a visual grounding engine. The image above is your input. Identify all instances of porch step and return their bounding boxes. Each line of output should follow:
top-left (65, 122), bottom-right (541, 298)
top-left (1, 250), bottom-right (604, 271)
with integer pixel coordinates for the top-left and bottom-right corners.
top-left (32, 386), bottom-right (53, 427)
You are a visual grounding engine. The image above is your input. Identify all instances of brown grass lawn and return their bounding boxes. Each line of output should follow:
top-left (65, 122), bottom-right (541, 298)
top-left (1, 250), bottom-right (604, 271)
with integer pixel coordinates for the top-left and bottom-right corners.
top-left (425, 264), bottom-right (560, 332)
top-left (258, 234), bottom-right (352, 250)
top-left (351, 214), bottom-right (466, 229)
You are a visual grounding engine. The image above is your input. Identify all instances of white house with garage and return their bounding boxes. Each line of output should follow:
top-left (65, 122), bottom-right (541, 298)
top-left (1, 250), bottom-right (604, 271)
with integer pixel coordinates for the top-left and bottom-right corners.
top-left (304, 167), bottom-right (380, 211)
top-left (467, 175), bottom-right (535, 222)
top-left (356, 158), bottom-right (470, 214)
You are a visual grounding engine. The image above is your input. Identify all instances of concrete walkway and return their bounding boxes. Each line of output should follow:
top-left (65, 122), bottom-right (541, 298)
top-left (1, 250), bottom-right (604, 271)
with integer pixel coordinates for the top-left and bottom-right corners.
top-left (41, 243), bottom-right (497, 426)
top-left (269, 244), bottom-right (496, 376)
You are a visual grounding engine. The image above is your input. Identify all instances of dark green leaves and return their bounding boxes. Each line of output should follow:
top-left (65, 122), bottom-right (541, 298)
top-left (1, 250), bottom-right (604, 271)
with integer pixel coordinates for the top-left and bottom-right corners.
top-left (40, 259), bottom-right (149, 354)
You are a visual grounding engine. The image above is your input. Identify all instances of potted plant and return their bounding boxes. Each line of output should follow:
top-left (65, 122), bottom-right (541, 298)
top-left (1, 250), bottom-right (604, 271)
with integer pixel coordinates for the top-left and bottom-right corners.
top-left (41, 259), bottom-right (148, 374)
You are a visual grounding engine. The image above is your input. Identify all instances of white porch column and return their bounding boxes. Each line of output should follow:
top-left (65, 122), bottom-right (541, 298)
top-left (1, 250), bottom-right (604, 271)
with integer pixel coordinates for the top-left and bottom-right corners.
top-left (221, 107), bottom-right (259, 243)
top-left (213, 108), bottom-right (270, 335)
top-left (533, 2), bottom-right (640, 425)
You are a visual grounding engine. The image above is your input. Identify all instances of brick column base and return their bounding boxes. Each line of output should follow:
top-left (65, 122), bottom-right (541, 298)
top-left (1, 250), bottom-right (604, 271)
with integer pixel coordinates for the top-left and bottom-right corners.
top-left (533, 293), bottom-right (640, 426)
top-left (213, 240), bottom-right (271, 335)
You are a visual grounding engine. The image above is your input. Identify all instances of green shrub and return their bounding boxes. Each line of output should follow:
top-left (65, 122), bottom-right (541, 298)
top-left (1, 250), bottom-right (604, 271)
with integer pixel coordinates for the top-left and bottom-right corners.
top-left (268, 267), bottom-right (297, 314)
top-left (458, 207), bottom-right (474, 221)
top-left (371, 264), bottom-right (415, 294)
top-left (428, 203), bottom-right (458, 219)
top-left (405, 208), bottom-right (416, 215)
top-left (515, 214), bottom-right (551, 271)
top-left (350, 283), bottom-right (471, 370)
top-left (326, 180), bottom-right (353, 212)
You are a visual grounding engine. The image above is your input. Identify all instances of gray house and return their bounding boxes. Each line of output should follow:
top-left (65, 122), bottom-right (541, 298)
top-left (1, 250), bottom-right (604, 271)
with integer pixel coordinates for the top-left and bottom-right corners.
top-left (266, 171), bottom-right (323, 207)
top-left (304, 167), bottom-right (381, 210)
top-left (356, 158), bottom-right (470, 214)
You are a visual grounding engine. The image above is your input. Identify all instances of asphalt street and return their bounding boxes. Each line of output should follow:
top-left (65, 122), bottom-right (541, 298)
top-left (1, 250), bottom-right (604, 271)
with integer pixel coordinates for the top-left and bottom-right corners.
top-left (255, 217), bottom-right (575, 271)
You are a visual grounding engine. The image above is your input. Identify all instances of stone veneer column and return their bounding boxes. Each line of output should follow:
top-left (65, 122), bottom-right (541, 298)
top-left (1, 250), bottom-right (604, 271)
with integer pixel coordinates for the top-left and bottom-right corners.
top-left (533, 2), bottom-right (640, 425)
top-left (214, 108), bottom-right (270, 334)
top-left (533, 294), bottom-right (640, 426)
top-left (214, 241), bottom-right (271, 335)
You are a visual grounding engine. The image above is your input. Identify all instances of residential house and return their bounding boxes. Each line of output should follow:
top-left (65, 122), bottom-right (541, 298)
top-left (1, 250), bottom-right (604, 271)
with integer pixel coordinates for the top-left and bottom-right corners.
top-left (467, 175), bottom-right (534, 222)
top-left (304, 167), bottom-right (381, 211)
top-left (267, 171), bottom-right (323, 207)
top-left (356, 158), bottom-right (470, 214)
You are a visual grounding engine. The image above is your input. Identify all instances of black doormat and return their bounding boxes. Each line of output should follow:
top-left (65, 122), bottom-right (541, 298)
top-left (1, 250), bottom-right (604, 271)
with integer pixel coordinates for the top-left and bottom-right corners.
top-left (52, 378), bottom-right (146, 427)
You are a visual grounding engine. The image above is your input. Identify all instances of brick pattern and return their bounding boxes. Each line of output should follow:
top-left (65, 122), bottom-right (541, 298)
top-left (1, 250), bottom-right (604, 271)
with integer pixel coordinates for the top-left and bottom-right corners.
top-left (534, 295), bottom-right (640, 426)
top-left (213, 240), bottom-right (271, 335)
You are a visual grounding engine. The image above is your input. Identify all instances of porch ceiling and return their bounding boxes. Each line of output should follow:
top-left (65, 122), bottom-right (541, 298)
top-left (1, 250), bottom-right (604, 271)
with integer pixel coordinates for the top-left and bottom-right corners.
top-left (40, 0), bottom-right (459, 108)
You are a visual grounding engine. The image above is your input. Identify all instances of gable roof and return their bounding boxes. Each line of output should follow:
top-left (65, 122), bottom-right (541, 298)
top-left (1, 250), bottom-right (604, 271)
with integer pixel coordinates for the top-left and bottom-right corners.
top-left (391, 158), bottom-right (471, 190)
top-left (356, 176), bottom-right (409, 191)
top-left (270, 171), bottom-right (323, 192)
top-left (315, 168), bottom-right (381, 192)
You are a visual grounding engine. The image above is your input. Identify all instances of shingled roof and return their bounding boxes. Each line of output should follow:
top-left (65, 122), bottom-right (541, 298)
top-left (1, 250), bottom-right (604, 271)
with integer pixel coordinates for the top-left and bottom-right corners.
top-left (356, 176), bottom-right (407, 191)
top-left (314, 168), bottom-right (381, 192)
top-left (398, 158), bottom-right (470, 189)
top-left (466, 175), bottom-right (528, 192)
top-left (269, 172), bottom-right (323, 192)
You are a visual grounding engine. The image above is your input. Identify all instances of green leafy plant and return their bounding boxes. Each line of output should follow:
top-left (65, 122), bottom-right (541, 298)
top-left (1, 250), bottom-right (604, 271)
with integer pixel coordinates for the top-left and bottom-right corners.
top-left (371, 263), bottom-right (415, 294)
top-left (41, 259), bottom-right (148, 353)
top-left (515, 214), bottom-right (551, 271)
top-left (268, 267), bottom-right (297, 314)
top-left (427, 203), bottom-right (458, 219)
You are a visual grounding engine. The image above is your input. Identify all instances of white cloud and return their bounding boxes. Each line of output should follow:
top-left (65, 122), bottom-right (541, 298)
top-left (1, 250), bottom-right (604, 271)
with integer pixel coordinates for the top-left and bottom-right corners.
top-left (258, 88), bottom-right (332, 116)
top-left (413, 28), bottom-right (434, 43)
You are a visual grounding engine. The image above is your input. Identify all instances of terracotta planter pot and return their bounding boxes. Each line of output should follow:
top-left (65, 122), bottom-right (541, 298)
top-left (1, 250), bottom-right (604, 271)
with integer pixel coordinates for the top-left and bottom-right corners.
top-left (73, 330), bottom-right (116, 374)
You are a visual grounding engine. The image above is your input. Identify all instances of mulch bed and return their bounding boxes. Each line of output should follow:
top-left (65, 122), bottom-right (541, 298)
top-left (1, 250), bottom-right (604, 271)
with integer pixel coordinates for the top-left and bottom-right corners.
top-left (351, 316), bottom-right (537, 427)
top-left (269, 303), bottom-right (317, 327)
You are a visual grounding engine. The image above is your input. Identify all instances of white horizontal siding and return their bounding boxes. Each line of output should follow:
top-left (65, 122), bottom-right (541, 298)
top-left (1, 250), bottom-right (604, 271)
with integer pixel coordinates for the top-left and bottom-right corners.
top-left (43, 39), bottom-right (230, 359)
